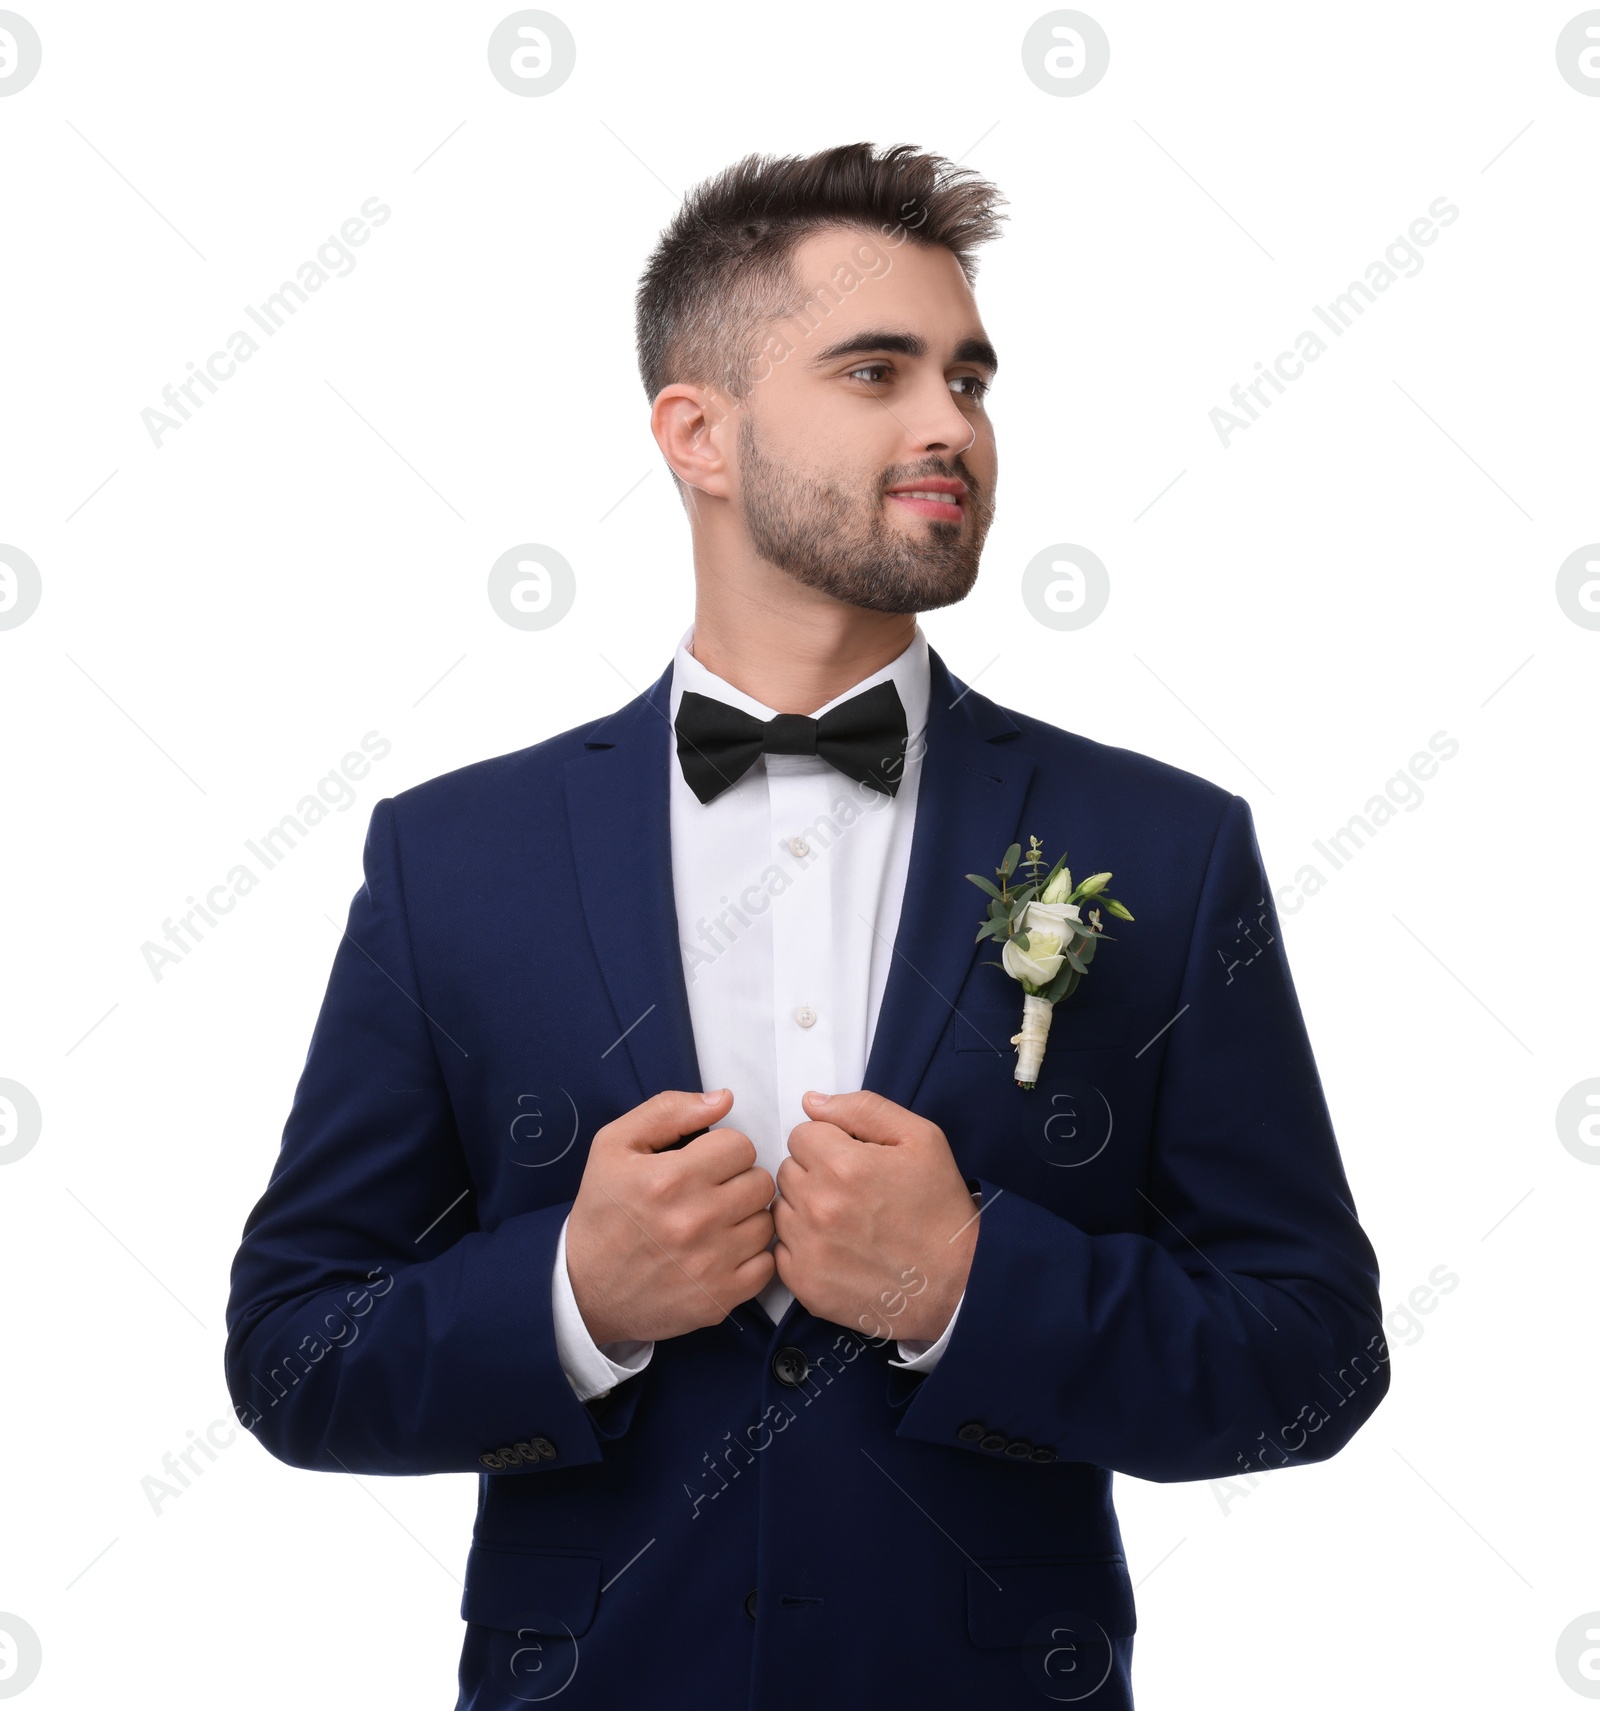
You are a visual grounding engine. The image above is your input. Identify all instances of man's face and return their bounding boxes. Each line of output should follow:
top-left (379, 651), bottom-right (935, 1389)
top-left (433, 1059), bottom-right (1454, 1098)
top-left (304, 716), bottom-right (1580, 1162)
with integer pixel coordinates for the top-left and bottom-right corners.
top-left (724, 224), bottom-right (999, 615)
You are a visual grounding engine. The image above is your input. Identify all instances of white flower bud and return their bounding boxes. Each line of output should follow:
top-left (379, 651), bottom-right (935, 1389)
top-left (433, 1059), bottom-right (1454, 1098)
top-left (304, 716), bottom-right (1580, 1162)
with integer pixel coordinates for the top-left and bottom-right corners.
top-left (1040, 866), bottom-right (1073, 905)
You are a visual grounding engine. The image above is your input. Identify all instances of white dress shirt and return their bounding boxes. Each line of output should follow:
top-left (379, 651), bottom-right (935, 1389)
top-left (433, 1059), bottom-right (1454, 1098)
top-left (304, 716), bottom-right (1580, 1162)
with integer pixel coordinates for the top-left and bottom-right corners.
top-left (550, 621), bottom-right (967, 1401)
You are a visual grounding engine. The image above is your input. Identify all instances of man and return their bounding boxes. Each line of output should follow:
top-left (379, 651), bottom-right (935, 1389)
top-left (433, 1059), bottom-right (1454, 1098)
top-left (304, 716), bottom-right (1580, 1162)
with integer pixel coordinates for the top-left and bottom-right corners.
top-left (225, 142), bottom-right (1388, 1709)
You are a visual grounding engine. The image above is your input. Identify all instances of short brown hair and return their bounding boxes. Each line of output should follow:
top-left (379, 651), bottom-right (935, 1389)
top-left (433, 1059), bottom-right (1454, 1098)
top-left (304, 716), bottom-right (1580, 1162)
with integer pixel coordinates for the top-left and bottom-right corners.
top-left (634, 141), bottom-right (1007, 406)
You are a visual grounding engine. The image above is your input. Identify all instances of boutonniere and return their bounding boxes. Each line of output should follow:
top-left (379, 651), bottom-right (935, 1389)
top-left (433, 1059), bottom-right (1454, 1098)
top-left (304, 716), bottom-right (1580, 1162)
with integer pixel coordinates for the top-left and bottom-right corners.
top-left (967, 836), bottom-right (1134, 1090)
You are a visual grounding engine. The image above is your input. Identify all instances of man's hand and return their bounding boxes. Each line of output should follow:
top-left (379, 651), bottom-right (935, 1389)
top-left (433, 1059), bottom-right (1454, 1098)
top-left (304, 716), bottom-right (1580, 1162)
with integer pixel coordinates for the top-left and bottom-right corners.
top-left (773, 1090), bottom-right (979, 1342)
top-left (566, 1088), bottom-right (776, 1345)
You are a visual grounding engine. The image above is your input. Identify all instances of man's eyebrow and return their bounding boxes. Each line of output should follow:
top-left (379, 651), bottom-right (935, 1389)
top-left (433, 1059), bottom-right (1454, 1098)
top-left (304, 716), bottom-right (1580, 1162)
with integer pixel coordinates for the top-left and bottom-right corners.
top-left (808, 330), bottom-right (999, 375)
top-left (953, 336), bottom-right (999, 376)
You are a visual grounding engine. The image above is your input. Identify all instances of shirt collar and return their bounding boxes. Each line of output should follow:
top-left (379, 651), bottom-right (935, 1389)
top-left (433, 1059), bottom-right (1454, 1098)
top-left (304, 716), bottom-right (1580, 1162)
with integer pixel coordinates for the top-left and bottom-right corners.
top-left (668, 620), bottom-right (930, 743)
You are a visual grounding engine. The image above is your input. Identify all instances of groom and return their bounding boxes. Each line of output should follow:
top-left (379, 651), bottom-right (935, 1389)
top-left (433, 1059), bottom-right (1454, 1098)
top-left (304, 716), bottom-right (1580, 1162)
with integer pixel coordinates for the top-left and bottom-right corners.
top-left (225, 142), bottom-right (1388, 1709)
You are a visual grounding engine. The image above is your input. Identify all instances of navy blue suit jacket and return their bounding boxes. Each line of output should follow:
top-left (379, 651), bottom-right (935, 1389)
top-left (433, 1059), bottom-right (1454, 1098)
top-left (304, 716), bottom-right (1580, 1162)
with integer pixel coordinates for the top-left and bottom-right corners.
top-left (224, 644), bottom-right (1388, 1709)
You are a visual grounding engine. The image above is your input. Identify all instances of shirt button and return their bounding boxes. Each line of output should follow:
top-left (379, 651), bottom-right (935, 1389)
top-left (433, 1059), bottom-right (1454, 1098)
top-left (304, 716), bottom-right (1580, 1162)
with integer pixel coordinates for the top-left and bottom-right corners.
top-left (789, 836), bottom-right (810, 856)
top-left (794, 1006), bottom-right (816, 1028)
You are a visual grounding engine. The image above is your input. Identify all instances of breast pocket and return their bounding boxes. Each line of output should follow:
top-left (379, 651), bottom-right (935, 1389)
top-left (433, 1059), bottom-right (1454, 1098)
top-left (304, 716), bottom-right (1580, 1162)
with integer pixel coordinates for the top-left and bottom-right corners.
top-left (946, 999), bottom-right (1136, 1056)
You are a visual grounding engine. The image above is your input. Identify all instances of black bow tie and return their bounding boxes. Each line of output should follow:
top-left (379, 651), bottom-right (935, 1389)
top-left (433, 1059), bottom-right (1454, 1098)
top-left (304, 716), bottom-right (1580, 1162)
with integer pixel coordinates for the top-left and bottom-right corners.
top-left (673, 679), bottom-right (910, 806)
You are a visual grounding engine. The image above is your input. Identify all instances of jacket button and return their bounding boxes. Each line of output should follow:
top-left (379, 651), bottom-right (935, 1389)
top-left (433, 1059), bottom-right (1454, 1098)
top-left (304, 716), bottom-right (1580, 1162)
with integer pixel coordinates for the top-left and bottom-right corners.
top-left (531, 1436), bottom-right (557, 1459)
top-left (1029, 1445), bottom-right (1057, 1464)
top-left (744, 1588), bottom-right (758, 1621)
top-left (478, 1452), bottom-right (505, 1470)
top-left (772, 1346), bottom-right (810, 1387)
top-left (1003, 1439), bottom-right (1033, 1459)
top-left (497, 1445), bottom-right (521, 1465)
top-left (513, 1441), bottom-right (537, 1462)
top-left (979, 1432), bottom-right (1008, 1453)
top-left (957, 1421), bottom-right (986, 1443)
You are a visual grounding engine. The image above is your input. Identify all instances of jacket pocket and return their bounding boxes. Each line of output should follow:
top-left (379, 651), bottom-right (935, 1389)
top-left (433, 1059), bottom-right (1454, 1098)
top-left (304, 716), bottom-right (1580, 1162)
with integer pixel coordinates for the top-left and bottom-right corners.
top-left (459, 1543), bottom-right (603, 1637)
top-left (947, 1001), bottom-right (1135, 1054)
top-left (965, 1553), bottom-right (1135, 1648)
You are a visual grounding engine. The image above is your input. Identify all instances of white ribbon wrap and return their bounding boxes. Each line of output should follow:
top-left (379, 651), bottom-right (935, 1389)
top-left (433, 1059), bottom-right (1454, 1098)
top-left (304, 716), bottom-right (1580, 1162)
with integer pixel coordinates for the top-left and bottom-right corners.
top-left (1010, 993), bottom-right (1054, 1087)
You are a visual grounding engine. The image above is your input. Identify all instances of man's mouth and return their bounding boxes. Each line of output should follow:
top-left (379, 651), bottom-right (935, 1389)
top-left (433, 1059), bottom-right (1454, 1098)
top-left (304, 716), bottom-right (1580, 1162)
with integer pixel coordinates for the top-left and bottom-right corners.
top-left (885, 479), bottom-right (966, 522)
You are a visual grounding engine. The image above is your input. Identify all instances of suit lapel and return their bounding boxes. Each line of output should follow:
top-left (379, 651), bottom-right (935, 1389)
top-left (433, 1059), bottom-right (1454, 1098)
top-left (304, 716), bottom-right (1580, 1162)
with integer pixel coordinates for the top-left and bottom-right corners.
top-left (562, 643), bottom-right (1035, 1122)
top-left (862, 645), bottom-right (1034, 1110)
top-left (563, 659), bottom-right (703, 1106)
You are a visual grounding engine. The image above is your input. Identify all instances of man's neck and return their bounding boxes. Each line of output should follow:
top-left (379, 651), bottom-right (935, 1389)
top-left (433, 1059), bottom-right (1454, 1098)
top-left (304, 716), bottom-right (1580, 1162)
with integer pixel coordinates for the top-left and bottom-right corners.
top-left (687, 606), bottom-right (917, 717)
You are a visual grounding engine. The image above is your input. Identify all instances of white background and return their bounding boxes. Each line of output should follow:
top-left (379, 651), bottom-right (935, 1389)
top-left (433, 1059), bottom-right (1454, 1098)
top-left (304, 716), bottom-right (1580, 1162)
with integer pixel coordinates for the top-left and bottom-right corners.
top-left (2, 2), bottom-right (1597, 1705)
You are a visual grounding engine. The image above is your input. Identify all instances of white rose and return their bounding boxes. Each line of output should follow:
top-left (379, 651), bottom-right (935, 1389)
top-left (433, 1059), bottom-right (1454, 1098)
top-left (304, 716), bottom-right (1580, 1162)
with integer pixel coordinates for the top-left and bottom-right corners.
top-left (1025, 900), bottom-right (1081, 940)
top-left (1002, 901), bottom-right (1081, 987)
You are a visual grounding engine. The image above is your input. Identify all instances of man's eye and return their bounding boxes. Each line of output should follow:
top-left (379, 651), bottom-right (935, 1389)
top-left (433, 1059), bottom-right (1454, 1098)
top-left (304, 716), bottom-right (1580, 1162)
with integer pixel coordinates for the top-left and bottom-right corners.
top-left (951, 375), bottom-right (990, 400)
top-left (846, 363), bottom-right (891, 384)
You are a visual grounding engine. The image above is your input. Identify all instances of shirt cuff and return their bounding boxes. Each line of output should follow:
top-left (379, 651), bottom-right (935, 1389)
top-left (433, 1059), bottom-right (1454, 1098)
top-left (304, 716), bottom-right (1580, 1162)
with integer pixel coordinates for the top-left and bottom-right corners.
top-left (551, 1212), bottom-right (654, 1402)
top-left (889, 1286), bottom-right (967, 1373)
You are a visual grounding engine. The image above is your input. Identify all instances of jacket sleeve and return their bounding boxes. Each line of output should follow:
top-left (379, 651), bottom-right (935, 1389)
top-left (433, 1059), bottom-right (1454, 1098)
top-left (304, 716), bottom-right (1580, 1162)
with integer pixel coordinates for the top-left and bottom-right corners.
top-left (223, 796), bottom-right (636, 1477)
top-left (891, 793), bottom-right (1389, 1482)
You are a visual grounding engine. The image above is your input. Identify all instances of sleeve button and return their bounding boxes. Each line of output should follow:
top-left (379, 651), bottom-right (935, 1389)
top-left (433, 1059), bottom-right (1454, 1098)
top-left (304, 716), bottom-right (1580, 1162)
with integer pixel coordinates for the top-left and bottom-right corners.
top-left (979, 1433), bottom-right (1008, 1453)
top-left (1028, 1445), bottom-right (1057, 1464)
top-left (957, 1420), bottom-right (986, 1443)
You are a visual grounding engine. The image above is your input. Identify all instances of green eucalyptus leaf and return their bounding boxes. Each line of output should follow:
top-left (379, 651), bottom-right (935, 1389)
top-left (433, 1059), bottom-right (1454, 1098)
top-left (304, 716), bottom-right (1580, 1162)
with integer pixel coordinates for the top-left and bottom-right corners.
top-left (967, 873), bottom-right (1004, 900)
top-left (999, 842), bottom-right (1022, 879)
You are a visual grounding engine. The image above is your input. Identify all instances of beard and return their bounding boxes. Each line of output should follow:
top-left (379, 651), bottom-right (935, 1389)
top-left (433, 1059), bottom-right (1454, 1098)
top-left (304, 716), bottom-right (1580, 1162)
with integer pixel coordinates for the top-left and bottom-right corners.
top-left (734, 411), bottom-right (994, 615)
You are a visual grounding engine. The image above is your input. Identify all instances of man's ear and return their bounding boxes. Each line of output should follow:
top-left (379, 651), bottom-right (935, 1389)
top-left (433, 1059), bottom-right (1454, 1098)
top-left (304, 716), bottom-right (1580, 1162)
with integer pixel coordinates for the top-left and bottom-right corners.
top-left (650, 382), bottom-right (738, 498)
